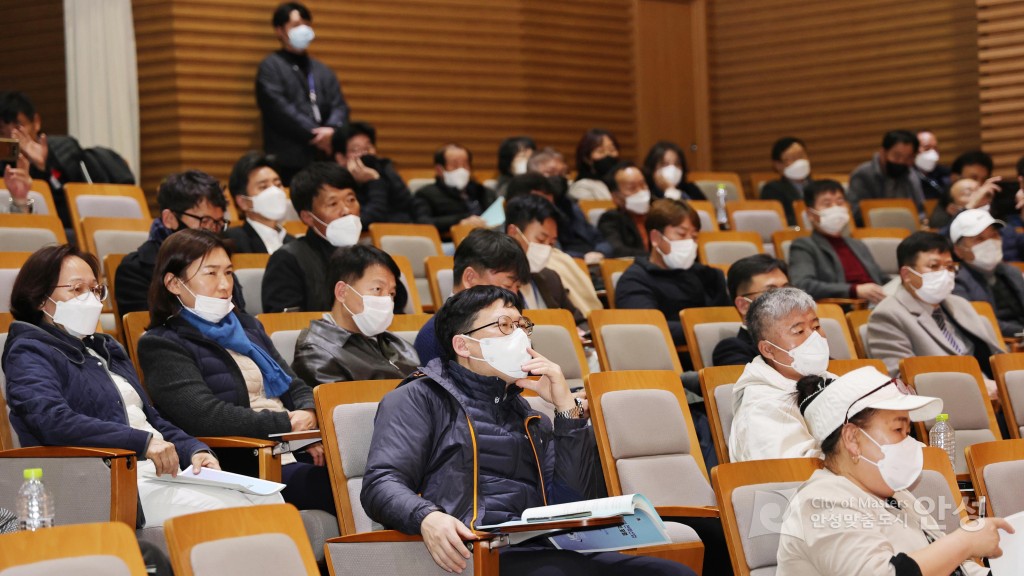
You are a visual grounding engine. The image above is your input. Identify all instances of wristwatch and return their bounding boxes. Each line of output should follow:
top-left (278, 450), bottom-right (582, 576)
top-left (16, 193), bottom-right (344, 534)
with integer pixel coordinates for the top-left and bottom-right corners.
top-left (555, 397), bottom-right (585, 420)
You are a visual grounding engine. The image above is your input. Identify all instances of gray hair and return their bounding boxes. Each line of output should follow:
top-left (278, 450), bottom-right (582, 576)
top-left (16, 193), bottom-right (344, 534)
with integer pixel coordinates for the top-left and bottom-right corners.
top-left (746, 287), bottom-right (817, 345)
top-left (527, 147), bottom-right (564, 172)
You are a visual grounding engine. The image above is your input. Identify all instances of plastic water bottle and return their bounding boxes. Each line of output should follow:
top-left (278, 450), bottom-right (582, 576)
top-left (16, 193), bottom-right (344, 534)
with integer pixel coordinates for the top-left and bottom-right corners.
top-left (16, 468), bottom-right (54, 531)
top-left (929, 414), bottom-right (956, 468)
top-left (715, 183), bottom-right (729, 226)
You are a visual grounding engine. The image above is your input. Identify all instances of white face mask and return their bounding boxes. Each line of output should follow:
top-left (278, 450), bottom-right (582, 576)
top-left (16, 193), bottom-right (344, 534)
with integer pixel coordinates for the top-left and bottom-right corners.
top-left (287, 24), bottom-right (315, 51)
top-left (462, 327), bottom-right (533, 379)
top-left (47, 292), bottom-right (103, 338)
top-left (812, 205), bottom-right (849, 236)
top-left (859, 429), bottom-right (924, 492)
top-left (178, 281), bottom-right (235, 324)
top-left (624, 189), bottom-right (651, 215)
top-left (443, 167), bottom-right (471, 190)
top-left (511, 157), bottom-right (529, 176)
top-left (658, 238), bottom-right (697, 270)
top-left (766, 330), bottom-right (830, 376)
top-left (342, 285), bottom-right (394, 337)
top-left (914, 149), bottom-right (940, 173)
top-left (968, 238), bottom-right (1002, 273)
top-left (516, 228), bottom-right (553, 273)
top-left (249, 186), bottom-right (288, 221)
top-left (658, 165), bottom-right (683, 187)
top-left (907, 267), bottom-right (955, 305)
top-left (312, 213), bottom-right (362, 248)
top-left (783, 158), bottom-right (811, 181)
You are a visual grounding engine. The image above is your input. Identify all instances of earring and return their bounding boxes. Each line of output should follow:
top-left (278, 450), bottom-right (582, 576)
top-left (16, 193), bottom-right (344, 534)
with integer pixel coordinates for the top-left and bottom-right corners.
top-left (852, 454), bottom-right (861, 464)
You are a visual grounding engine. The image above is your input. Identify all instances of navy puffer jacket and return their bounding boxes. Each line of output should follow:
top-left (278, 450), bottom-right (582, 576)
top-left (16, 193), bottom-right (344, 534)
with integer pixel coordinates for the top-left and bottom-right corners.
top-left (360, 358), bottom-right (604, 535)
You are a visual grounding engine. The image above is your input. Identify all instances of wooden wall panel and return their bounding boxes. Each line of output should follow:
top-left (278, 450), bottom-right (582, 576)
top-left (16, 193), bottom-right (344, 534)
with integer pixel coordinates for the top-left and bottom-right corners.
top-left (0, 0), bottom-right (67, 135)
top-left (708, 0), bottom-right (982, 180)
top-left (978, 0), bottom-right (1024, 176)
top-left (133, 0), bottom-right (637, 199)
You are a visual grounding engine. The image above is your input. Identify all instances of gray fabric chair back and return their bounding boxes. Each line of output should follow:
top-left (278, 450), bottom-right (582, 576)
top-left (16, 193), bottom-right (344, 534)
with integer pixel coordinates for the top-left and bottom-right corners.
top-left (586, 207), bottom-right (608, 227)
top-left (859, 237), bottom-right (902, 276)
top-left (189, 533), bottom-right (306, 576)
top-left (601, 389), bottom-right (715, 506)
top-left (397, 272), bottom-right (416, 314)
top-left (233, 269), bottom-right (265, 315)
top-left (332, 402), bottom-right (384, 533)
top-left (732, 210), bottom-right (783, 243)
top-left (819, 318), bottom-right (852, 360)
top-left (714, 383), bottom-right (735, 446)
top-left (914, 372), bottom-right (998, 474)
top-left (407, 178), bottom-right (433, 195)
top-left (0, 269), bottom-right (18, 313)
top-left (1003, 370), bottom-right (1024, 437)
top-left (693, 322), bottom-right (742, 368)
top-left (523, 395), bottom-right (556, 422)
top-left (327, 540), bottom-right (473, 576)
top-left (695, 209), bottom-right (714, 232)
top-left (0, 190), bottom-right (51, 215)
top-left (908, 469), bottom-right (961, 535)
top-left (780, 239), bottom-right (795, 263)
top-left (731, 481), bottom-right (801, 573)
top-left (600, 325), bottom-right (675, 371)
top-left (92, 231), bottom-right (148, 264)
top-left (703, 241), bottom-right (759, 267)
top-left (531, 324), bottom-right (582, 381)
top-left (393, 330), bottom-right (418, 346)
top-left (269, 330), bottom-right (301, 367)
top-left (0, 229), bottom-right (58, 253)
top-left (436, 269), bottom-right (453, 303)
top-left (0, 458), bottom-right (113, 525)
top-left (865, 208), bottom-right (916, 234)
top-left (379, 237), bottom-right (437, 277)
top-left (982, 460), bottom-right (1024, 517)
top-left (0, 555), bottom-right (131, 576)
top-left (75, 195), bottom-right (144, 220)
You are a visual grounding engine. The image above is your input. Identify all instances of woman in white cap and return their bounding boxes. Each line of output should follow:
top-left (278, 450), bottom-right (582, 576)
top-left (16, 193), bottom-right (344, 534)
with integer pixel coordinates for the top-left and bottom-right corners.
top-left (777, 366), bottom-right (1012, 576)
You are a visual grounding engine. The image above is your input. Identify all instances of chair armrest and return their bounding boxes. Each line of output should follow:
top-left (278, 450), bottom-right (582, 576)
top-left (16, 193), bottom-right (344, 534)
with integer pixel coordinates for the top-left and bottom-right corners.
top-left (328, 530), bottom-right (424, 544)
top-left (0, 446), bottom-right (136, 459)
top-left (196, 436), bottom-right (282, 483)
top-left (656, 505), bottom-right (720, 519)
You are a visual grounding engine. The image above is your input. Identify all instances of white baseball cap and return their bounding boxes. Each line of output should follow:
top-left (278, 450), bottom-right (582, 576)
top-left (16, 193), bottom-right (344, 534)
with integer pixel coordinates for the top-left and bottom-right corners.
top-left (801, 366), bottom-right (943, 444)
top-left (950, 208), bottom-right (1004, 244)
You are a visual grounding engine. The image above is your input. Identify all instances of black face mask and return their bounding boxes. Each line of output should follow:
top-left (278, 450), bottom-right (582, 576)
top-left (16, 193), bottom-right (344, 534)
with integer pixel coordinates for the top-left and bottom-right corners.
top-left (592, 156), bottom-right (619, 178)
top-left (359, 154), bottom-right (381, 171)
top-left (548, 175), bottom-right (569, 200)
top-left (885, 161), bottom-right (909, 179)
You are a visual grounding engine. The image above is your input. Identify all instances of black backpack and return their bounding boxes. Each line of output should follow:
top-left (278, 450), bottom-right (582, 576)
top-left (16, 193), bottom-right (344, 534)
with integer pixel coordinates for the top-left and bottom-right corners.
top-left (80, 146), bottom-right (136, 185)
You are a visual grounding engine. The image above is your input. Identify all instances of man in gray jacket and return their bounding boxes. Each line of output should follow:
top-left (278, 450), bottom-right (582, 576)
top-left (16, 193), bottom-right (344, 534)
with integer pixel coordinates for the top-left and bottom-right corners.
top-left (951, 209), bottom-right (1024, 337)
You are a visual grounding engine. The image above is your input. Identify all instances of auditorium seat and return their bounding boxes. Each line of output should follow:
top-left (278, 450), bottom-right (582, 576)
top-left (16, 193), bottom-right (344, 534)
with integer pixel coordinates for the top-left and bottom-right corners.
top-left (388, 254), bottom-right (423, 315)
top-left (816, 303), bottom-right (857, 360)
top-left (697, 231), bottom-right (763, 271)
top-left (0, 521), bottom-right (148, 575)
top-left (850, 227), bottom-right (909, 277)
top-left (0, 252), bottom-right (31, 314)
top-left (688, 200), bottom-right (719, 232)
top-left (598, 257), bottom-right (633, 308)
top-left (990, 353), bottom-right (1024, 439)
top-left (81, 217), bottom-right (150, 264)
top-left (688, 171), bottom-right (745, 202)
top-left (369, 223), bottom-right (442, 312)
top-left (771, 229), bottom-right (809, 263)
top-left (725, 200), bottom-right (787, 252)
top-left (231, 253), bottom-right (271, 316)
top-left (0, 180), bottom-right (58, 216)
top-left (578, 199), bottom-right (616, 227)
top-left (0, 214), bottom-right (67, 251)
top-left (424, 255), bottom-right (454, 309)
top-left (524, 308), bottom-right (589, 391)
top-left (589, 309), bottom-right (681, 374)
top-left (65, 183), bottom-right (150, 249)
top-left (680, 306), bottom-right (742, 371)
top-left (966, 439), bottom-right (1024, 517)
top-left (911, 446), bottom-right (971, 536)
top-left (859, 198), bottom-right (919, 233)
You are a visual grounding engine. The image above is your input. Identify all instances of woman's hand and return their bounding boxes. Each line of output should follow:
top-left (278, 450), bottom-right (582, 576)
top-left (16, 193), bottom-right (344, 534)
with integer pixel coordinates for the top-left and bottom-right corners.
top-left (516, 348), bottom-right (574, 413)
top-left (190, 452), bottom-right (220, 474)
top-left (959, 517), bottom-right (1014, 559)
top-left (420, 511), bottom-right (476, 574)
top-left (306, 443), bottom-right (326, 467)
top-left (146, 438), bottom-right (180, 477)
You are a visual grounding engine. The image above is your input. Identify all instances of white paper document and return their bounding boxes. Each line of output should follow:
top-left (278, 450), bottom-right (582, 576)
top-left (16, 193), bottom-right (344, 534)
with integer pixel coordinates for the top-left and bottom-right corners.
top-left (989, 510), bottom-right (1024, 576)
top-left (153, 468), bottom-right (286, 496)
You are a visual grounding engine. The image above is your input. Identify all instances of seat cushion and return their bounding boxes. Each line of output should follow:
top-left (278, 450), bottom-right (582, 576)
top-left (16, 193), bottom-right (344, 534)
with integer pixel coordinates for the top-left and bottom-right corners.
top-left (0, 555), bottom-right (131, 576)
top-left (982, 460), bottom-right (1024, 517)
top-left (601, 325), bottom-right (674, 371)
top-left (190, 533), bottom-right (306, 575)
top-left (731, 481), bottom-right (801, 571)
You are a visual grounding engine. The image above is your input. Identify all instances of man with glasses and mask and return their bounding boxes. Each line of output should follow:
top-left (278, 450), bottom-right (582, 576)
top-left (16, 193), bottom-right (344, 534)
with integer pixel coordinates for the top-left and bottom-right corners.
top-left (361, 285), bottom-right (694, 576)
top-left (116, 170), bottom-right (242, 315)
top-left (867, 232), bottom-right (1004, 398)
top-left (730, 287), bottom-right (836, 462)
top-left (712, 254), bottom-right (790, 367)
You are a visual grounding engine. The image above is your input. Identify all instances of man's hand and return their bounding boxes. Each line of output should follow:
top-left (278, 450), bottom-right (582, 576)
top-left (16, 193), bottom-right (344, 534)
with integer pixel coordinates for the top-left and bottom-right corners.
top-left (310, 127), bottom-right (334, 155)
top-left (855, 283), bottom-right (887, 304)
top-left (288, 409), bottom-right (317, 432)
top-left (515, 348), bottom-right (574, 413)
top-left (966, 176), bottom-right (1001, 209)
top-left (190, 452), bottom-right (220, 474)
top-left (146, 438), bottom-right (181, 477)
top-left (4, 154), bottom-right (32, 202)
top-left (583, 251), bottom-right (604, 265)
top-left (11, 128), bottom-right (47, 171)
top-left (306, 443), bottom-right (326, 466)
top-left (347, 155), bottom-right (380, 184)
top-left (420, 511), bottom-right (476, 574)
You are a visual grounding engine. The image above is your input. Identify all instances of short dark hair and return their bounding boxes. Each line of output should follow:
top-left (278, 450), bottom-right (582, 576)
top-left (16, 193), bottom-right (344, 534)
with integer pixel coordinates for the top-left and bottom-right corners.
top-left (326, 244), bottom-right (408, 313)
top-left (641, 141), bottom-right (690, 184)
top-left (803, 179), bottom-right (845, 207)
top-left (289, 162), bottom-right (357, 214)
top-left (147, 229), bottom-right (230, 328)
top-left (332, 121), bottom-right (377, 156)
top-left (157, 170), bottom-right (227, 213)
top-left (605, 161), bottom-right (639, 193)
top-left (228, 151), bottom-right (278, 198)
top-left (453, 229), bottom-right (530, 289)
top-left (505, 173), bottom-right (555, 202)
top-left (435, 285), bottom-right (521, 363)
top-left (951, 150), bottom-right (994, 178)
top-left (272, 2), bottom-right (311, 27)
top-left (433, 144), bottom-right (473, 168)
top-left (881, 130), bottom-right (919, 153)
top-left (644, 198), bottom-right (700, 234)
top-left (10, 244), bottom-right (100, 325)
top-left (497, 136), bottom-right (536, 177)
top-left (795, 375), bottom-right (877, 459)
top-left (575, 128), bottom-right (620, 176)
top-left (727, 254), bottom-right (789, 300)
top-left (504, 194), bottom-right (556, 234)
top-left (896, 231), bottom-right (952, 269)
top-left (770, 137), bottom-right (805, 162)
top-left (0, 91), bottom-right (35, 124)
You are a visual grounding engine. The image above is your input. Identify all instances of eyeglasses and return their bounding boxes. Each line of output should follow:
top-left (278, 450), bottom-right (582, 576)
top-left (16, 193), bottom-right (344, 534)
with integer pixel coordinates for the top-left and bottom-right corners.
top-left (52, 282), bottom-right (108, 302)
top-left (843, 378), bottom-right (914, 423)
top-left (463, 315), bottom-right (534, 337)
top-left (177, 211), bottom-right (230, 232)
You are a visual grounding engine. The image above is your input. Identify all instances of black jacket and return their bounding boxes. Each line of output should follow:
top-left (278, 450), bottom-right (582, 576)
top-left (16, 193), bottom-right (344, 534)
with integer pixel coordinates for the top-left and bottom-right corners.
top-left (412, 179), bottom-right (498, 233)
top-left (760, 178), bottom-right (812, 226)
top-left (953, 262), bottom-right (1024, 337)
top-left (552, 196), bottom-right (613, 258)
top-left (615, 258), bottom-right (730, 345)
top-left (292, 317), bottom-right (419, 385)
top-left (357, 157), bottom-right (418, 228)
top-left (712, 326), bottom-right (759, 367)
top-left (597, 208), bottom-right (649, 258)
top-left (255, 50), bottom-right (348, 171)
top-left (261, 228), bottom-right (336, 312)
top-left (224, 221), bottom-right (296, 254)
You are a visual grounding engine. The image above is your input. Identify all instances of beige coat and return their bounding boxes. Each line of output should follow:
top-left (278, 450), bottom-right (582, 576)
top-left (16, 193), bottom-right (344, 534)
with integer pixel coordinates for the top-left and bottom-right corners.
top-left (777, 468), bottom-right (987, 576)
top-left (866, 284), bottom-right (1004, 377)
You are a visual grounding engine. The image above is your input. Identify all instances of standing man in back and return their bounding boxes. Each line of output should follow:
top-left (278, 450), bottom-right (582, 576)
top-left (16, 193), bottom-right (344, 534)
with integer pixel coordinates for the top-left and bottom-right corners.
top-left (256, 2), bottom-right (349, 184)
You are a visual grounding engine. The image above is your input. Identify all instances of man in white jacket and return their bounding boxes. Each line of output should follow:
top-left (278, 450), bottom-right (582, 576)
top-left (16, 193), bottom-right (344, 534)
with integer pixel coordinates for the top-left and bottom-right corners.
top-left (729, 287), bottom-right (833, 461)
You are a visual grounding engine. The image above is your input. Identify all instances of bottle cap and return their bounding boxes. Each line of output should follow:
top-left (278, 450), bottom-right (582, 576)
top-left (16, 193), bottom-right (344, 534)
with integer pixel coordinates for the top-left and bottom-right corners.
top-left (22, 468), bottom-right (42, 480)
top-left (935, 413), bottom-right (949, 422)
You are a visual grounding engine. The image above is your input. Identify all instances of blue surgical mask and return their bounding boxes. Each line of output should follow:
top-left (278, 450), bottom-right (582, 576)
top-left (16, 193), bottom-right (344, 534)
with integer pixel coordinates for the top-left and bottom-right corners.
top-left (288, 24), bottom-right (315, 51)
